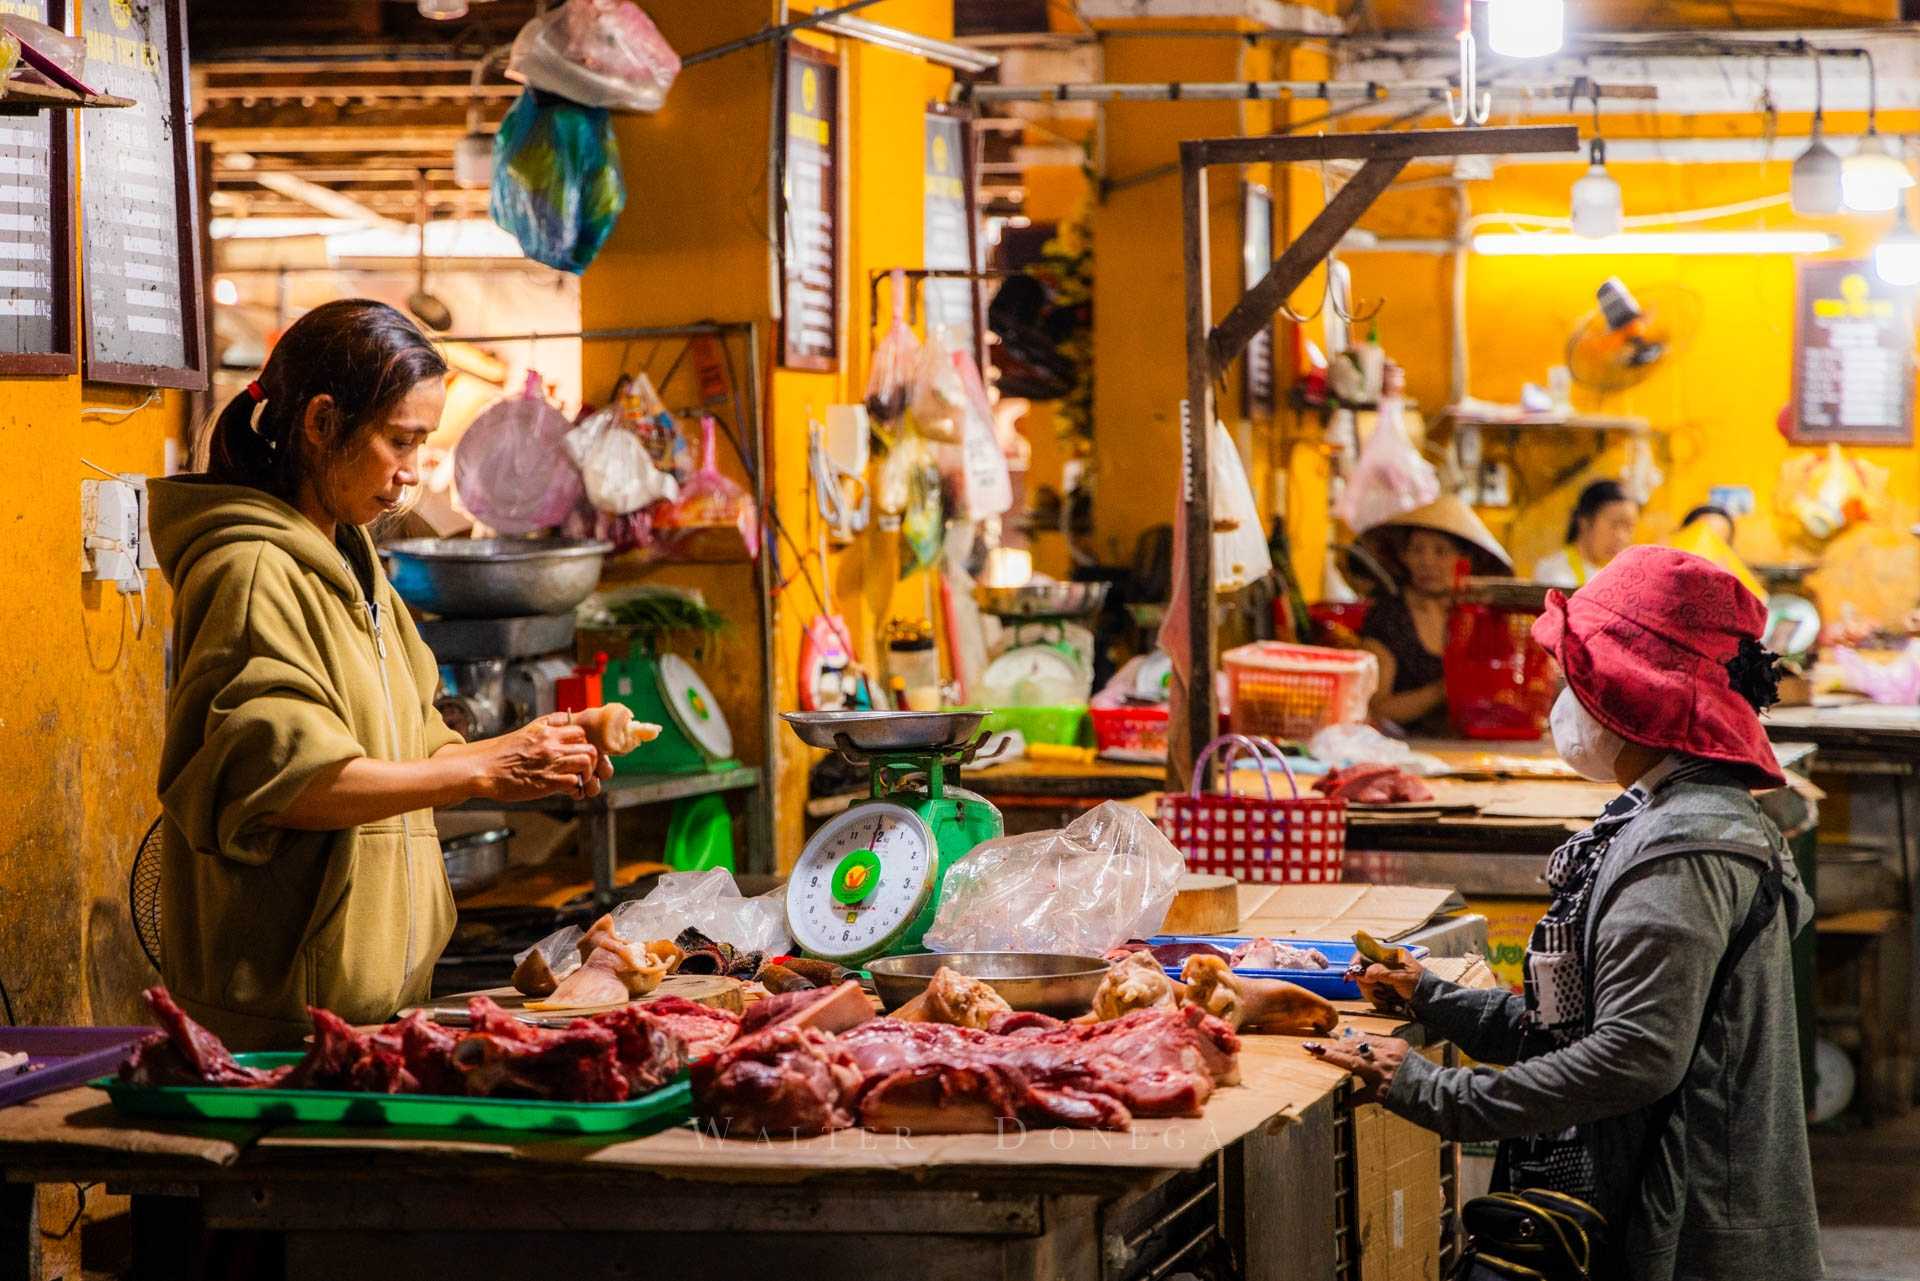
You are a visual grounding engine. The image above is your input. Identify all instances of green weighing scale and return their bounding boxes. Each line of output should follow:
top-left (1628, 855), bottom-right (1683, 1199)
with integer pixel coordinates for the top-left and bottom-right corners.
top-left (607, 653), bottom-right (739, 871)
top-left (781, 710), bottom-right (1005, 966)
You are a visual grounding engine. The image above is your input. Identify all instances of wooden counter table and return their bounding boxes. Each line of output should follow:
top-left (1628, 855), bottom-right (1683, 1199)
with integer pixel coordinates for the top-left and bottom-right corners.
top-left (0, 1002), bottom-right (1467, 1281)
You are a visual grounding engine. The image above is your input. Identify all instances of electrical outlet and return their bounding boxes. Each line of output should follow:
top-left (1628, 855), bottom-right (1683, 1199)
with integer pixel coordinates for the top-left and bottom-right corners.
top-left (81, 472), bottom-right (150, 594)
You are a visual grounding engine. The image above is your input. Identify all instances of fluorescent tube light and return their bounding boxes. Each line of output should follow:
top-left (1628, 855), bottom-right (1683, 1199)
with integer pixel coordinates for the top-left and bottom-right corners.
top-left (1473, 232), bottom-right (1838, 256)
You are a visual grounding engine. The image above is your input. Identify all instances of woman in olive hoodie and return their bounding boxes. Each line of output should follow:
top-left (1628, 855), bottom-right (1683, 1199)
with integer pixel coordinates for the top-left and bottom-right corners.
top-left (150, 300), bottom-right (610, 1048)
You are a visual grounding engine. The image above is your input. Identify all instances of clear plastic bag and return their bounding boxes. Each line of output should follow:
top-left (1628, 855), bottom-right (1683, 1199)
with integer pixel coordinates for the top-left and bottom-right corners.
top-left (1211, 419), bottom-right (1272, 591)
top-left (925, 802), bottom-right (1185, 955)
top-left (866, 271), bottom-right (921, 427)
top-left (899, 434), bottom-right (945, 576)
top-left (453, 373), bottom-right (584, 534)
top-left (909, 325), bottom-right (970, 444)
top-left (507, 0), bottom-right (681, 113)
top-left (511, 871), bottom-right (791, 979)
top-left (914, 328), bottom-right (1012, 521)
top-left (564, 404), bottom-right (679, 515)
top-left (651, 417), bottom-right (759, 561)
top-left (1, 14), bottom-right (86, 84)
top-left (1307, 723), bottom-right (1445, 775)
top-left (490, 90), bottom-right (627, 275)
top-left (1336, 400), bottom-right (1439, 534)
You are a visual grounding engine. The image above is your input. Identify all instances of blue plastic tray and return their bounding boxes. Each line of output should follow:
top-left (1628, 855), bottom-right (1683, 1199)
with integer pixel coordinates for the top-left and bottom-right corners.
top-left (1143, 935), bottom-right (1429, 1000)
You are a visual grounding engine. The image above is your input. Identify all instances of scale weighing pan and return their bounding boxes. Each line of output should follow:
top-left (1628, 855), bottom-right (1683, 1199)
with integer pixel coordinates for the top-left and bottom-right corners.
top-left (782, 710), bottom-right (985, 753)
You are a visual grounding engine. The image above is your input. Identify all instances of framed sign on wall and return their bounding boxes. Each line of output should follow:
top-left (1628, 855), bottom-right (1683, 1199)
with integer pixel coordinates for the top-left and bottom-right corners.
top-left (779, 42), bottom-right (839, 372)
top-left (0, 0), bottom-right (75, 376)
top-left (923, 107), bottom-right (982, 358)
top-left (78, 0), bottom-right (205, 389)
top-left (1789, 259), bottom-right (1913, 446)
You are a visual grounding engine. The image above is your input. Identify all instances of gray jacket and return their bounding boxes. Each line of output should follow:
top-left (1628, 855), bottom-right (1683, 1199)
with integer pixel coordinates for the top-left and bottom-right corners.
top-left (1385, 776), bottom-right (1822, 1281)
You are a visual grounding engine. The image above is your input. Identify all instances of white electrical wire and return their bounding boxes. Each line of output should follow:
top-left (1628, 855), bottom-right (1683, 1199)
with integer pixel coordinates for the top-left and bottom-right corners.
top-left (79, 389), bottom-right (162, 421)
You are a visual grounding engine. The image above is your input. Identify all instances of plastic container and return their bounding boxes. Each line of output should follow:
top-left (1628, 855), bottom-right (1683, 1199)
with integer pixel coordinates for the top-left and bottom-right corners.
top-left (1222, 642), bottom-right (1378, 743)
top-left (980, 705), bottom-right (1090, 748)
top-left (94, 1057), bottom-right (694, 1136)
top-left (1143, 936), bottom-right (1429, 1001)
top-left (1091, 704), bottom-right (1169, 757)
top-left (1444, 604), bottom-right (1552, 741)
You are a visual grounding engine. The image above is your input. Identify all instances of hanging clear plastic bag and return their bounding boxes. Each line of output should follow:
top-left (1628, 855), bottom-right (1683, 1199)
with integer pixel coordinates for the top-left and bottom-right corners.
top-left (453, 373), bottom-right (584, 534)
top-left (1211, 419), bottom-right (1272, 591)
top-left (490, 90), bottom-right (627, 275)
top-left (654, 417), bottom-right (760, 561)
top-left (512, 870), bottom-right (790, 980)
top-left (899, 434), bottom-right (945, 576)
top-left (563, 404), bottom-right (679, 515)
top-left (0, 14), bottom-right (86, 84)
top-left (621, 373), bottom-right (688, 478)
top-left (925, 802), bottom-right (1185, 955)
top-left (909, 325), bottom-right (971, 444)
top-left (918, 328), bottom-right (1012, 521)
top-left (1336, 399), bottom-right (1439, 534)
top-left (507, 0), bottom-right (681, 113)
top-left (866, 270), bottom-right (921, 427)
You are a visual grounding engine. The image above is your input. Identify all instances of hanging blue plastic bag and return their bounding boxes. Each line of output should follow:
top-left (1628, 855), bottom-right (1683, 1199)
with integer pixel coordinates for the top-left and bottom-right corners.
top-left (490, 90), bottom-right (626, 274)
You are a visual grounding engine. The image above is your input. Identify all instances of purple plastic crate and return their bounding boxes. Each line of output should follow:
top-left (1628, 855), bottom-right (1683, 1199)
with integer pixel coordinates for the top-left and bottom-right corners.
top-left (0, 1027), bottom-right (149, 1108)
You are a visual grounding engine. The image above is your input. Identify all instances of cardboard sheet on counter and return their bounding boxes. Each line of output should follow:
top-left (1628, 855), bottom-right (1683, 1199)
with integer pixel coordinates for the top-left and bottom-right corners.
top-left (244, 1033), bottom-right (1361, 1182)
top-left (1234, 883), bottom-right (1462, 942)
top-left (0, 1087), bottom-right (256, 1166)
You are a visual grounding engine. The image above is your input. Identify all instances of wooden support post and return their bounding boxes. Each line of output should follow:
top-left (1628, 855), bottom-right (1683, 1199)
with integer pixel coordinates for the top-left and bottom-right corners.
top-left (1178, 146), bottom-right (1216, 789)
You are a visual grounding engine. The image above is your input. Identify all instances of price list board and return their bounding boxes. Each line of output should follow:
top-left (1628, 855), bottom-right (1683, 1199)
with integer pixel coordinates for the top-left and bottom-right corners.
top-left (0, 0), bottom-right (74, 375)
top-left (779, 42), bottom-right (839, 372)
top-left (1790, 259), bottom-right (1913, 446)
top-left (923, 109), bottom-right (980, 352)
top-left (1241, 183), bottom-right (1274, 421)
top-left (78, 0), bottom-right (204, 388)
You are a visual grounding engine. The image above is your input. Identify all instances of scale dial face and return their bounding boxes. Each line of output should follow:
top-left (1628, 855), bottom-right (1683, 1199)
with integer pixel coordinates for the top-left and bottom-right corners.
top-left (788, 802), bottom-right (938, 964)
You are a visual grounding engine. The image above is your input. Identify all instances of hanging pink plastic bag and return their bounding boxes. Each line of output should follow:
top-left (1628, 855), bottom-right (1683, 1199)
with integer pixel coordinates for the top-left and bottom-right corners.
top-left (1335, 371), bottom-right (1438, 533)
top-left (453, 373), bottom-right (584, 534)
top-left (866, 270), bottom-right (921, 428)
top-left (508, 0), bottom-right (681, 113)
top-left (654, 417), bottom-right (759, 561)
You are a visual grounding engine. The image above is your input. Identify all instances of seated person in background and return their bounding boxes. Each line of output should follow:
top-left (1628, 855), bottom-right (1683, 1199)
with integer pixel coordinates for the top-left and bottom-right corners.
top-left (1355, 497), bottom-right (1513, 738)
top-left (1681, 502), bottom-right (1736, 544)
top-left (1532, 479), bottom-right (1640, 589)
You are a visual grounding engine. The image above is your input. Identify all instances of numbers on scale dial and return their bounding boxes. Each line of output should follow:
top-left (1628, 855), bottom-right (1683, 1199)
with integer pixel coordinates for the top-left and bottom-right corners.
top-left (791, 805), bottom-right (934, 960)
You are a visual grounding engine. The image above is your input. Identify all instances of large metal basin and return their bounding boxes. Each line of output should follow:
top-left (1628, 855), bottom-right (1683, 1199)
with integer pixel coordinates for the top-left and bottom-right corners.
top-left (867, 952), bottom-right (1109, 1018)
top-left (383, 538), bottom-right (613, 619)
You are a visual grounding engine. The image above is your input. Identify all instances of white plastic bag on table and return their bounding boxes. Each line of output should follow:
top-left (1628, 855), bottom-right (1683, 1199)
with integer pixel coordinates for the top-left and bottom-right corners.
top-left (1307, 723), bottom-right (1445, 775)
top-left (564, 404), bottom-right (679, 515)
top-left (925, 802), bottom-right (1185, 955)
top-left (511, 870), bottom-right (791, 979)
top-left (508, 0), bottom-right (681, 113)
top-left (452, 373), bottom-right (584, 534)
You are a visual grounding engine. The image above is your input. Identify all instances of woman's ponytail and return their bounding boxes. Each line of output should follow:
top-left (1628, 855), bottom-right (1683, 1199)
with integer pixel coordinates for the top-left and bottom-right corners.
top-left (204, 385), bottom-right (281, 491)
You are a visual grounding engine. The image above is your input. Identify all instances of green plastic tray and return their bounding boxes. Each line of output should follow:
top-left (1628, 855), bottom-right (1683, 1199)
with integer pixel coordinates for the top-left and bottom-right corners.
top-left (93, 1054), bottom-right (694, 1135)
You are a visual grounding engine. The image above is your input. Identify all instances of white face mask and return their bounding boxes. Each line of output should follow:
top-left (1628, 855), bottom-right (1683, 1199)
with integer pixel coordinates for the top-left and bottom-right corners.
top-left (1551, 687), bottom-right (1626, 783)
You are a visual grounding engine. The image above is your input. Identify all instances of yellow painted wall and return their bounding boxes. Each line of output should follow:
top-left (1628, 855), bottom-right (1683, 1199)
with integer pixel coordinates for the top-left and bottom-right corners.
top-left (583, 0), bottom-right (956, 869)
top-left (0, 377), bottom-right (184, 1027)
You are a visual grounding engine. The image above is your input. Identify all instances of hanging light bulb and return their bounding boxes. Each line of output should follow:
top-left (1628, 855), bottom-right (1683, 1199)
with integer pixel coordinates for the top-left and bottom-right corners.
top-left (1844, 131), bottom-right (1913, 214)
top-left (1571, 138), bottom-right (1622, 239)
top-left (418, 0), bottom-right (468, 19)
top-left (1875, 202), bottom-right (1920, 287)
top-left (1486, 0), bottom-right (1565, 58)
top-left (1842, 52), bottom-right (1914, 214)
top-left (1792, 54), bottom-right (1842, 215)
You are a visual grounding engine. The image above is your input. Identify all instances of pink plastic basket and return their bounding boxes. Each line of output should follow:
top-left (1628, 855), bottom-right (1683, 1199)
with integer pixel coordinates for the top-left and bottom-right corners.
top-left (1157, 735), bottom-right (1347, 885)
top-left (1222, 642), bottom-right (1377, 743)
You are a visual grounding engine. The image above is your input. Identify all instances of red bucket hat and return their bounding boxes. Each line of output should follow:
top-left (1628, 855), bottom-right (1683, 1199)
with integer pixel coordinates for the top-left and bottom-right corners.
top-left (1531, 545), bottom-right (1785, 788)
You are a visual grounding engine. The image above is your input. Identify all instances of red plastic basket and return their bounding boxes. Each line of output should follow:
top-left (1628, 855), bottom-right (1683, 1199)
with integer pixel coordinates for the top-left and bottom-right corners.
top-left (1092, 704), bottom-right (1169, 756)
top-left (1222, 642), bottom-right (1378, 743)
top-left (1157, 735), bottom-right (1347, 885)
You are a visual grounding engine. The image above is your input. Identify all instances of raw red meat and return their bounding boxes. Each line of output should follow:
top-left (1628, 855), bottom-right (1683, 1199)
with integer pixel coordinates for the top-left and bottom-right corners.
top-left (118, 989), bottom-right (289, 1088)
top-left (1314, 764), bottom-right (1433, 804)
top-left (281, 1008), bottom-right (417, 1094)
top-left (618, 995), bottom-right (739, 1061)
top-left (736, 981), bottom-right (873, 1038)
top-left (693, 1005), bottom-right (1242, 1138)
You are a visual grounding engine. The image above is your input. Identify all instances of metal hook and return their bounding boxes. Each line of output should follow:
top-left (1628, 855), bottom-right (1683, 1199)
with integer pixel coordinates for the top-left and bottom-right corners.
top-left (1445, 2), bottom-right (1491, 127)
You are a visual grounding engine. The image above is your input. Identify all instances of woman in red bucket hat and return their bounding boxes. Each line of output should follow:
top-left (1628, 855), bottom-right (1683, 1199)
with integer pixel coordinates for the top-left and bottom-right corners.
top-left (1309, 546), bottom-right (1821, 1281)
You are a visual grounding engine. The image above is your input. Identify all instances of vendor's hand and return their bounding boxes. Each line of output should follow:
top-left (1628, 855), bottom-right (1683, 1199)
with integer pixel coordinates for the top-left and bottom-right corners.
top-left (1302, 1034), bottom-right (1410, 1105)
top-left (1349, 958), bottom-right (1424, 1013)
top-left (476, 714), bottom-right (605, 802)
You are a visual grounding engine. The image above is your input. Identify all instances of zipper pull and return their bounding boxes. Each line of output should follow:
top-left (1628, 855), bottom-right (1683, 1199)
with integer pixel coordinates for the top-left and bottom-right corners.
top-left (369, 600), bottom-right (388, 658)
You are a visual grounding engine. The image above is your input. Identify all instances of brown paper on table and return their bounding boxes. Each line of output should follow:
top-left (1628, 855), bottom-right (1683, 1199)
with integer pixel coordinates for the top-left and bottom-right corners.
top-left (1233, 883), bottom-right (1462, 942)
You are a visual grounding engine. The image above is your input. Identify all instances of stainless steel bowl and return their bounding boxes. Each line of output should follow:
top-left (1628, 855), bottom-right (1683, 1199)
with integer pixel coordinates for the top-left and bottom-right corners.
top-left (975, 581), bottom-right (1111, 620)
top-left (782, 710), bottom-right (986, 753)
top-left (442, 826), bottom-right (510, 896)
top-left (382, 538), bottom-right (613, 619)
top-left (867, 952), bottom-right (1109, 1018)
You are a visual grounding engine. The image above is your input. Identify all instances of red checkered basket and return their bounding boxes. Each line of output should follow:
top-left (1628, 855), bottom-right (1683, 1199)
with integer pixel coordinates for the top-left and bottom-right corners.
top-left (1157, 734), bottom-right (1347, 884)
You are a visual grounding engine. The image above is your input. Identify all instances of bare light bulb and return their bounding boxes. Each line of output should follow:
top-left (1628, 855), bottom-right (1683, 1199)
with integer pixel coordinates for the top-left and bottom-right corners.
top-left (1843, 131), bottom-right (1914, 214)
top-left (1486, 0), bottom-right (1565, 58)
top-left (212, 278), bottom-right (239, 306)
top-left (1792, 119), bottom-right (1843, 216)
top-left (1570, 140), bottom-right (1622, 239)
top-left (418, 0), bottom-right (468, 19)
top-left (1876, 205), bottom-right (1920, 288)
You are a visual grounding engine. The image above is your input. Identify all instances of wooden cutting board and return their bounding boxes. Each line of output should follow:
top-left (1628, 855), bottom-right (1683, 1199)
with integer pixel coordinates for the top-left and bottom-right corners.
top-left (1160, 873), bottom-right (1240, 935)
top-left (404, 974), bottom-right (746, 1026)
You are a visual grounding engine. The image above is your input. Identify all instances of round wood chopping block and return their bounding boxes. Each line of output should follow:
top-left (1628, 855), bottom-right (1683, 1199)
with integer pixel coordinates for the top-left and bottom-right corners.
top-left (643, 973), bottom-right (745, 1014)
top-left (1159, 873), bottom-right (1240, 935)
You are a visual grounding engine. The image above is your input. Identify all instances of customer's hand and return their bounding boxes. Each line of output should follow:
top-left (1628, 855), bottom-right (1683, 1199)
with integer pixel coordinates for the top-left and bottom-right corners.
top-left (476, 714), bottom-right (609, 802)
top-left (1302, 1034), bottom-right (1410, 1104)
top-left (1351, 958), bottom-right (1425, 1013)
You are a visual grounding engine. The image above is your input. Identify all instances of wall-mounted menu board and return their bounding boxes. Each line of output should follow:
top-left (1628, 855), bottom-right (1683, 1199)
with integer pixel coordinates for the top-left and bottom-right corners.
top-left (78, 0), bottom-right (204, 388)
top-left (779, 42), bottom-right (838, 372)
top-left (1789, 259), bottom-right (1913, 446)
top-left (923, 108), bottom-right (980, 356)
top-left (1241, 183), bottom-right (1274, 420)
top-left (0, 0), bottom-right (74, 376)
